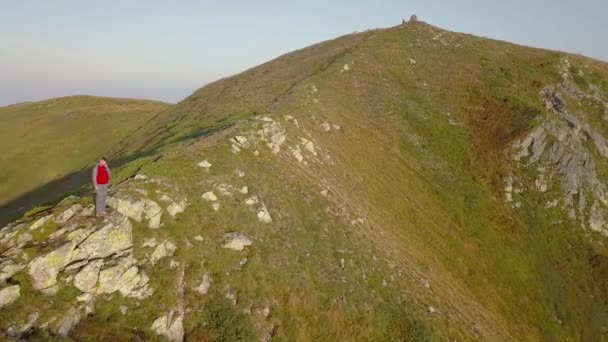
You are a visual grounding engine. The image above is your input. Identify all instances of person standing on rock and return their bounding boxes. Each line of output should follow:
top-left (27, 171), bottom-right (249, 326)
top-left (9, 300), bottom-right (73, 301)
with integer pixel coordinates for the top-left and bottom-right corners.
top-left (92, 157), bottom-right (111, 217)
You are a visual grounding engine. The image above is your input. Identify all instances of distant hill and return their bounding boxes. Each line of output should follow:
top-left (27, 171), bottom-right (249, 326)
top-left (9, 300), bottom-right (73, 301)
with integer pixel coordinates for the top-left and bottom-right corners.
top-left (0, 96), bottom-right (169, 206)
top-left (1, 22), bottom-right (608, 341)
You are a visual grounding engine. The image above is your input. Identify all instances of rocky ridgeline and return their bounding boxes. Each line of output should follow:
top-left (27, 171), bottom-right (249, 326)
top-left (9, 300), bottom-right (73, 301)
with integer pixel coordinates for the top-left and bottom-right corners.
top-left (0, 105), bottom-right (342, 339)
top-left (0, 175), bottom-right (192, 338)
top-left (508, 57), bottom-right (608, 235)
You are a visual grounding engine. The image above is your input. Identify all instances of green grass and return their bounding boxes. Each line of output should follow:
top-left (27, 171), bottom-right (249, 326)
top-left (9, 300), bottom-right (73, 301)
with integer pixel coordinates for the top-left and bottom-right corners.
top-left (0, 95), bottom-right (169, 206)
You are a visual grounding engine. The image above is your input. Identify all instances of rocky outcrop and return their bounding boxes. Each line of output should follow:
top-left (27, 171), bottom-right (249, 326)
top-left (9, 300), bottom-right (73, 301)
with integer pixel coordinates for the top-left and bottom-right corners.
top-left (510, 58), bottom-right (608, 235)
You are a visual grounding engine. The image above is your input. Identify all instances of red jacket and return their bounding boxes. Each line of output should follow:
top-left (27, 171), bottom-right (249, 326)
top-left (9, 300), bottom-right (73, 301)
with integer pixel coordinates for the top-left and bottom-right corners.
top-left (93, 164), bottom-right (110, 185)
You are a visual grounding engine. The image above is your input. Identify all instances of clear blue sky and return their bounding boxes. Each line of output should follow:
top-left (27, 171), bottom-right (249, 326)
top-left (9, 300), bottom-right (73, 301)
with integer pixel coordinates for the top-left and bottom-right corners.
top-left (1, 0), bottom-right (606, 106)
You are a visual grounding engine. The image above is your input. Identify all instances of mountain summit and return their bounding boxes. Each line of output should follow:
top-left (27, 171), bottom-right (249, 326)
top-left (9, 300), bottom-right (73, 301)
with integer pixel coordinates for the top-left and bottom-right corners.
top-left (1, 21), bottom-right (608, 340)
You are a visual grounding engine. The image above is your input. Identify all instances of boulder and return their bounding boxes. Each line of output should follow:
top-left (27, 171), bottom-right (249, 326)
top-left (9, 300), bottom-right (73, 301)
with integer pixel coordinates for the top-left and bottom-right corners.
top-left (150, 240), bottom-right (177, 265)
top-left (222, 232), bottom-right (252, 251)
top-left (69, 215), bottom-right (132, 262)
top-left (201, 191), bottom-right (218, 202)
top-left (257, 205), bottom-right (272, 223)
top-left (195, 274), bottom-right (211, 295)
top-left (96, 256), bottom-right (151, 299)
top-left (167, 200), bottom-right (187, 217)
top-left (57, 306), bottom-right (81, 337)
top-left (28, 242), bottom-right (75, 291)
top-left (0, 285), bottom-right (20, 308)
top-left (107, 196), bottom-right (145, 221)
top-left (151, 311), bottom-right (184, 342)
top-left (73, 259), bottom-right (103, 293)
top-left (29, 215), bottom-right (52, 231)
top-left (197, 160), bottom-right (212, 169)
top-left (142, 237), bottom-right (158, 248)
top-left (55, 204), bottom-right (82, 224)
top-left (0, 261), bottom-right (25, 283)
top-left (321, 122), bottom-right (331, 132)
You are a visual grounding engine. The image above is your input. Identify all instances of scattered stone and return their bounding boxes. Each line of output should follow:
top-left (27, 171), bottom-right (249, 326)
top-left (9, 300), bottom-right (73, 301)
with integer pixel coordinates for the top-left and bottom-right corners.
top-left (340, 258), bottom-right (345, 269)
top-left (84, 298), bottom-right (95, 316)
top-left (342, 64), bottom-right (350, 72)
top-left (291, 146), bottom-right (304, 162)
top-left (0, 262), bottom-right (25, 282)
top-left (158, 193), bottom-right (173, 203)
top-left (222, 232), bottom-right (252, 251)
top-left (262, 306), bottom-right (270, 318)
top-left (428, 306), bottom-right (436, 314)
top-left (260, 121), bottom-right (286, 154)
top-left (142, 237), bottom-right (158, 248)
top-left (201, 191), bottom-right (218, 202)
top-left (74, 259), bottom-right (103, 293)
top-left (420, 278), bottom-right (430, 288)
top-left (253, 150), bottom-right (260, 156)
top-left (167, 200), bottom-right (187, 217)
top-left (29, 215), bottom-right (52, 231)
top-left (245, 196), bottom-right (259, 206)
top-left (97, 258), bottom-right (152, 299)
top-left (134, 174), bottom-right (148, 180)
top-left (77, 292), bottom-right (93, 302)
top-left (193, 235), bottom-right (204, 242)
top-left (57, 306), bottom-right (82, 338)
top-left (107, 196), bottom-right (163, 229)
top-left (225, 288), bottom-right (237, 305)
top-left (257, 205), bottom-right (272, 223)
top-left (408, 58), bottom-right (417, 65)
top-left (0, 285), bottom-right (20, 308)
top-left (321, 189), bottom-right (329, 197)
top-left (236, 169), bottom-right (246, 178)
top-left (18, 312), bottom-right (39, 336)
top-left (195, 274), bottom-right (211, 295)
top-left (151, 240), bottom-right (177, 265)
top-left (212, 203), bottom-right (221, 211)
top-left (80, 205), bottom-right (95, 217)
top-left (169, 260), bottom-right (180, 269)
top-left (300, 138), bottom-right (317, 155)
top-left (48, 228), bottom-right (67, 240)
top-left (234, 136), bottom-right (250, 148)
top-left (239, 257), bottom-right (248, 268)
top-left (321, 122), bottom-right (332, 132)
top-left (239, 186), bottom-right (249, 195)
top-left (151, 311), bottom-right (183, 342)
top-left (120, 305), bottom-right (128, 315)
top-left (217, 183), bottom-right (234, 196)
top-left (332, 123), bottom-right (341, 130)
top-left (41, 285), bottom-right (59, 296)
top-left (197, 160), bottom-right (212, 169)
top-left (16, 232), bottom-right (32, 247)
top-left (55, 204), bottom-right (83, 224)
top-left (231, 144), bottom-right (241, 154)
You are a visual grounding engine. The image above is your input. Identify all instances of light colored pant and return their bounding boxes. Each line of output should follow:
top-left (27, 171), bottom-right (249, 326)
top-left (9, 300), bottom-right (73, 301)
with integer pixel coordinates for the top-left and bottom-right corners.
top-left (95, 184), bottom-right (108, 215)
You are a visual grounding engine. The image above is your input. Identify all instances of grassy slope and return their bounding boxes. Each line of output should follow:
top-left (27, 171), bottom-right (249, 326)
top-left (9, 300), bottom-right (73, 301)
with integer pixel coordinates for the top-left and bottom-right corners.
top-left (0, 96), bottom-right (169, 205)
top-left (114, 22), bottom-right (606, 340)
top-left (4, 23), bottom-right (608, 341)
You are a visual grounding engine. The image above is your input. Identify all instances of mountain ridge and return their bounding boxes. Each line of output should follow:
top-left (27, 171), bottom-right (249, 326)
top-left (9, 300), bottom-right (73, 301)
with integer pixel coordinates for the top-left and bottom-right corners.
top-left (1, 21), bottom-right (608, 340)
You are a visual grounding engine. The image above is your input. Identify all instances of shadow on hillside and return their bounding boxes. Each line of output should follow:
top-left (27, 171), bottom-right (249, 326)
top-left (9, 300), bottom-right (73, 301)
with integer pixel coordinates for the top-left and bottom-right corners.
top-left (0, 122), bottom-right (237, 227)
